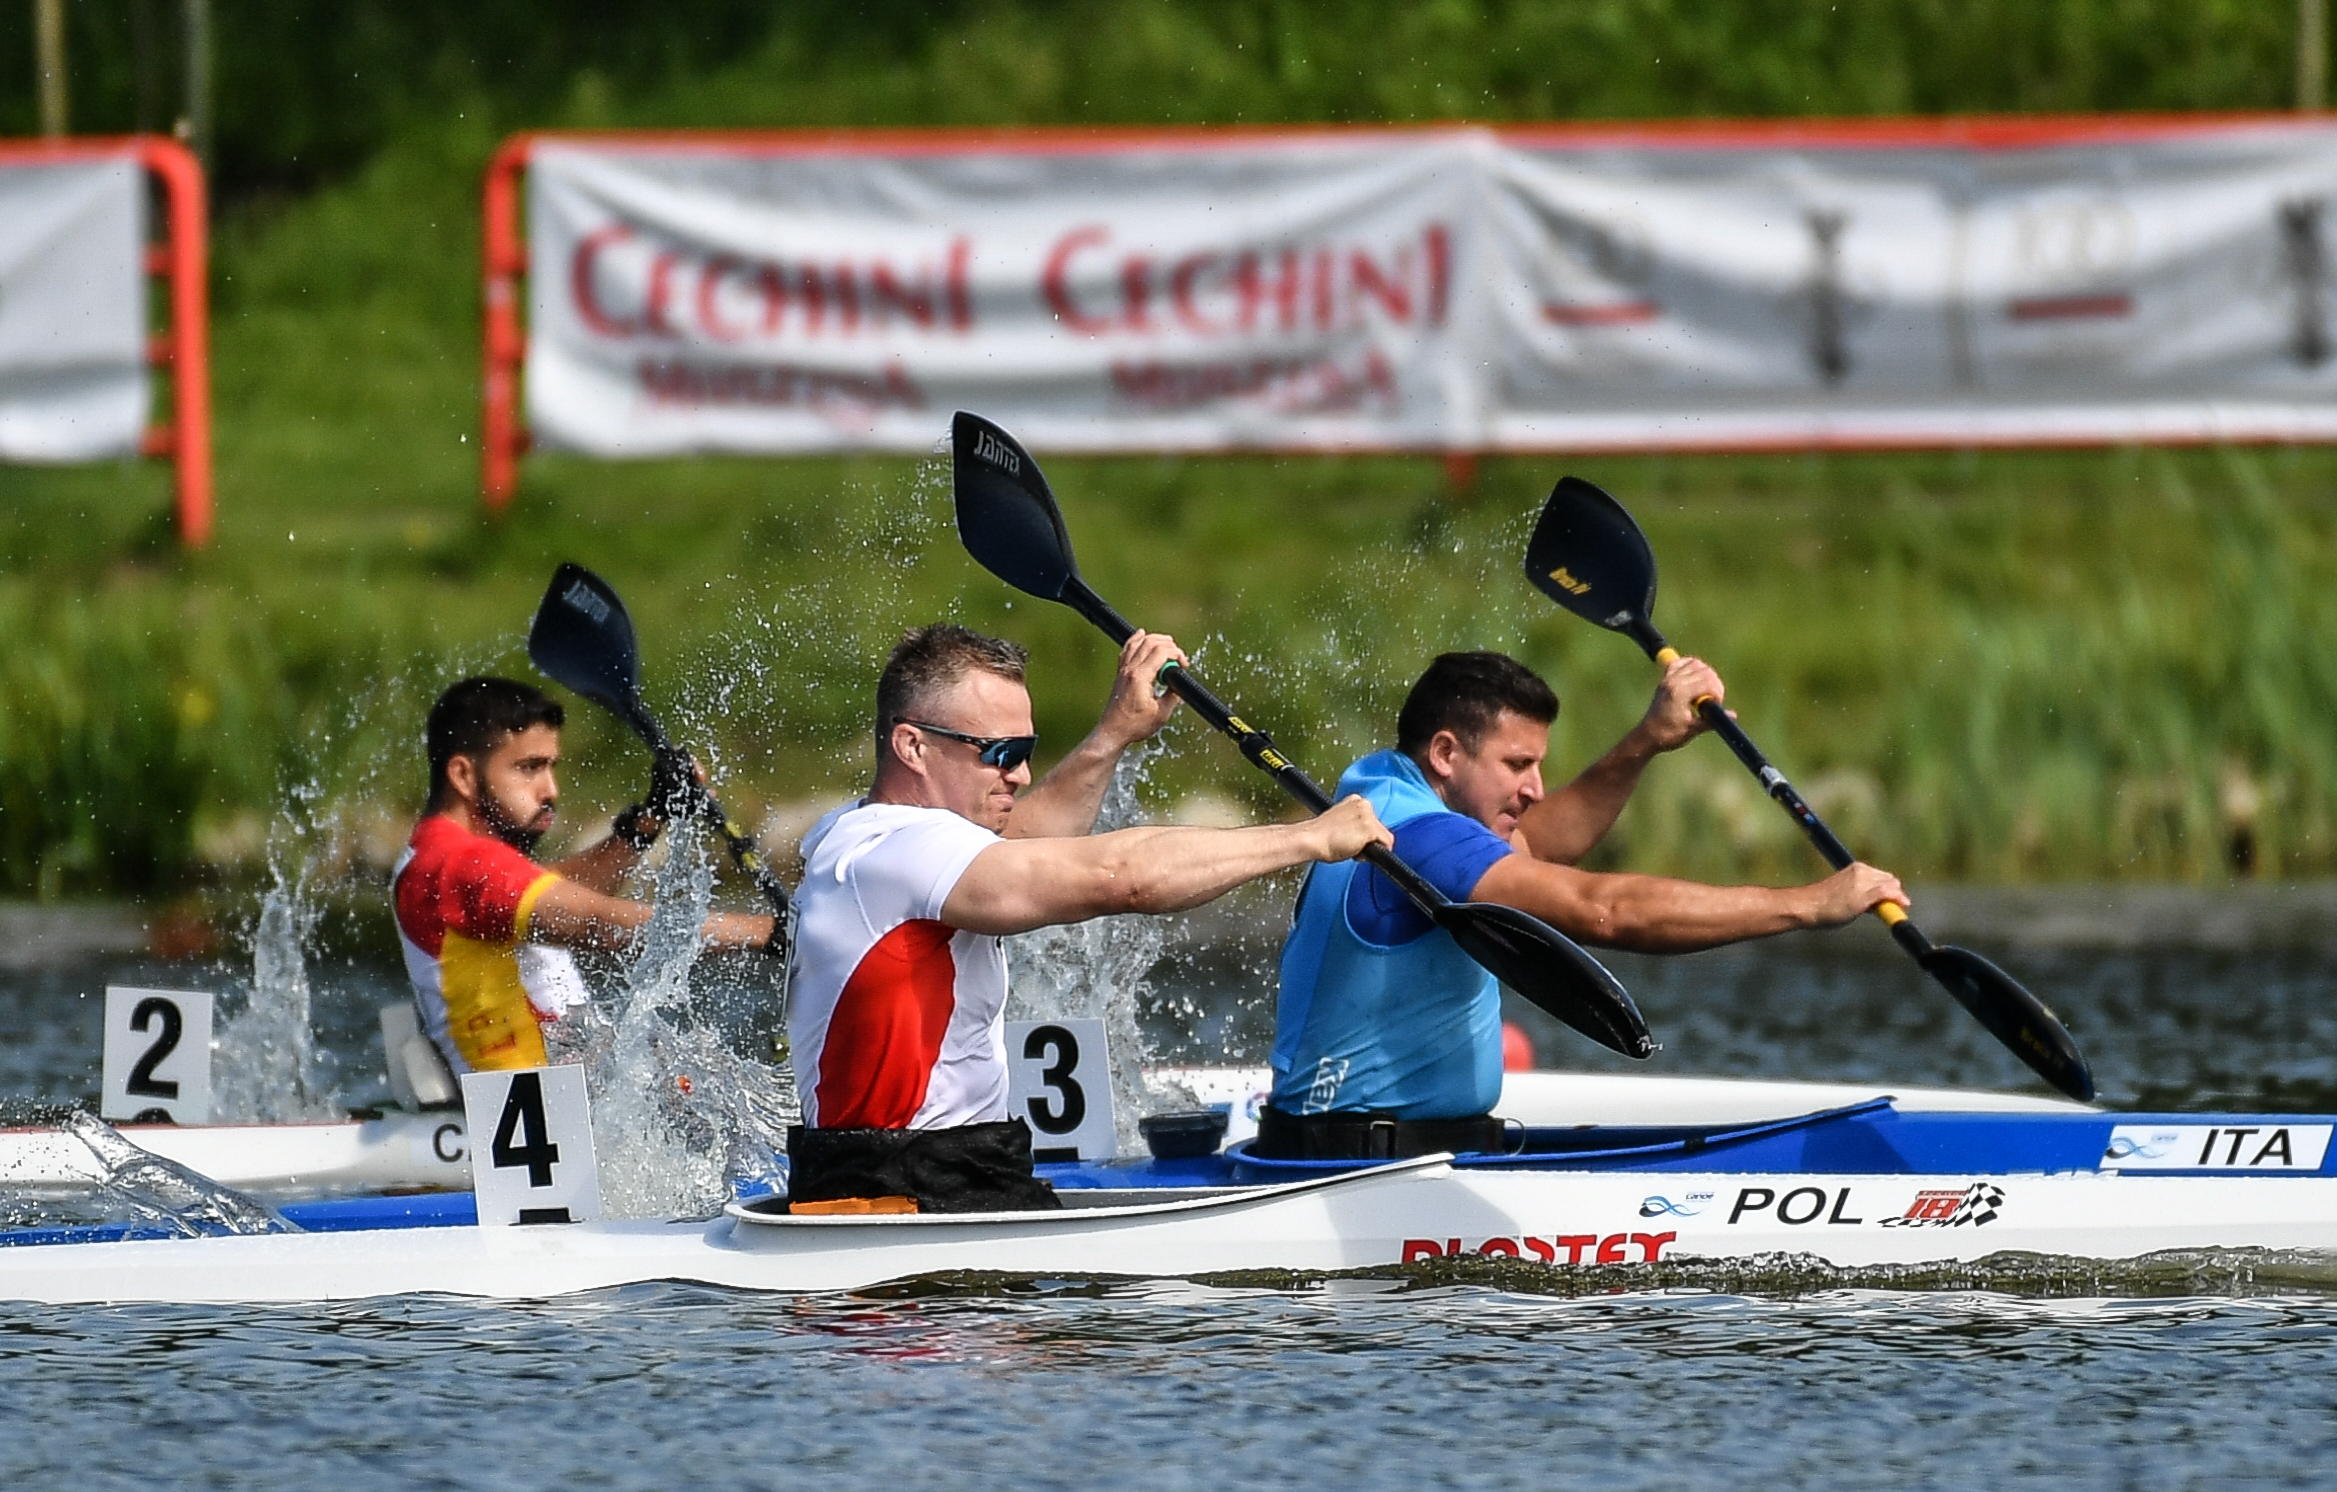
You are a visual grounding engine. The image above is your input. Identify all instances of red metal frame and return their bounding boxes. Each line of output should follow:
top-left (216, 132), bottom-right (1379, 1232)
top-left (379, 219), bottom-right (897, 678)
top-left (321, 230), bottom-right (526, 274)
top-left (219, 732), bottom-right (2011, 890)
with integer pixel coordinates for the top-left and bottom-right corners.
top-left (0, 136), bottom-right (211, 547)
top-left (479, 113), bottom-right (2337, 509)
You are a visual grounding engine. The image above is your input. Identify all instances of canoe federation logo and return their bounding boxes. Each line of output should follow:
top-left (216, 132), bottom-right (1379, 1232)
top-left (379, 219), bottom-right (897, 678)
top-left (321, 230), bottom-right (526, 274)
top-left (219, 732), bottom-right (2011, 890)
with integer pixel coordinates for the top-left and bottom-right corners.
top-left (1639, 1191), bottom-right (1711, 1218)
top-left (1879, 1182), bottom-right (2006, 1229)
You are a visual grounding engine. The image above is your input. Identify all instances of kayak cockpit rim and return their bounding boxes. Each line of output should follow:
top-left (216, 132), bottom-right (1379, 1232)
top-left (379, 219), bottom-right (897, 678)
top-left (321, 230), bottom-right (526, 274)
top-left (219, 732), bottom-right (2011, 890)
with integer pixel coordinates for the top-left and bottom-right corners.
top-left (726, 1153), bottom-right (1456, 1228)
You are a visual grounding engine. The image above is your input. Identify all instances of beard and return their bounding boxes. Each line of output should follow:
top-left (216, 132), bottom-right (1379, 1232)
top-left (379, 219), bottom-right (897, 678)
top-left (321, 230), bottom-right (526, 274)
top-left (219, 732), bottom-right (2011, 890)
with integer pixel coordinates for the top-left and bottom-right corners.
top-left (477, 788), bottom-right (550, 856)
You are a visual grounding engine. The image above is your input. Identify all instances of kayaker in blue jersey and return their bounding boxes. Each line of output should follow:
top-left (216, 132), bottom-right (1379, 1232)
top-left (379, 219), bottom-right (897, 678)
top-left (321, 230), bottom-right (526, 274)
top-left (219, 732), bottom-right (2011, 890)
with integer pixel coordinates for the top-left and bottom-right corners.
top-left (1258, 651), bottom-right (1908, 1161)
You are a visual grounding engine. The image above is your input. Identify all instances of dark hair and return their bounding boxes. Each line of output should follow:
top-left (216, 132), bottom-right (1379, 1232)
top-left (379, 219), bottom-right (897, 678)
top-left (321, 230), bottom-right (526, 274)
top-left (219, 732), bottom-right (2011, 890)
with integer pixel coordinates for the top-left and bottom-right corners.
top-left (874, 624), bottom-right (1029, 753)
top-left (426, 676), bottom-right (564, 805)
top-left (1395, 652), bottom-right (1559, 758)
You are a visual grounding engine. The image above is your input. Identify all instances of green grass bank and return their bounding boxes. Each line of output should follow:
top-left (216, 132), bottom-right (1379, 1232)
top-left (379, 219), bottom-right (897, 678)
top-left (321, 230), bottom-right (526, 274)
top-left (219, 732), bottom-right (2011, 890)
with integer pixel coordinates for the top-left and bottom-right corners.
top-left (5, 4), bottom-right (2336, 897)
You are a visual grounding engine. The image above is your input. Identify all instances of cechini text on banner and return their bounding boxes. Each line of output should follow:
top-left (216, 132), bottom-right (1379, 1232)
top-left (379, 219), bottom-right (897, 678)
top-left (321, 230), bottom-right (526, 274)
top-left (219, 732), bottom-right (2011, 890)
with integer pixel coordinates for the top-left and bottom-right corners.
top-left (528, 134), bottom-right (1480, 455)
top-left (512, 119), bottom-right (2337, 459)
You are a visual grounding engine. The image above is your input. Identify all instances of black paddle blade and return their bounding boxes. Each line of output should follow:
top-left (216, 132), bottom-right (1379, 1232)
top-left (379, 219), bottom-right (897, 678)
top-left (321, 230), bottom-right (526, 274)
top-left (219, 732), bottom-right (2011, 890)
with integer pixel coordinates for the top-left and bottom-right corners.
top-left (1439, 901), bottom-right (1654, 1059)
top-left (528, 563), bottom-right (647, 724)
top-left (1920, 945), bottom-right (2097, 1102)
top-left (952, 411), bottom-right (1079, 602)
top-left (1524, 476), bottom-right (1661, 641)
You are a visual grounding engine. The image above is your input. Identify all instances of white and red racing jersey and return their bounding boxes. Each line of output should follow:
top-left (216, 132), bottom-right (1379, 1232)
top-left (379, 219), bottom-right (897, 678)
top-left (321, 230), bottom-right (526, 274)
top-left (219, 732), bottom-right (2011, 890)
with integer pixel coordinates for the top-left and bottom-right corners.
top-left (787, 800), bottom-right (1008, 1130)
top-left (393, 815), bottom-right (590, 1075)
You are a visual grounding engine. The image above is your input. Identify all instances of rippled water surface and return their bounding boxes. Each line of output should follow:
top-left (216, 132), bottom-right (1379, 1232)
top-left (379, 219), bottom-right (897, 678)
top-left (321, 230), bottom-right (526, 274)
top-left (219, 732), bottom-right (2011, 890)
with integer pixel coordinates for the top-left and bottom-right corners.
top-left (6, 1284), bottom-right (2336, 1489)
top-left (6, 899), bottom-right (2337, 1486)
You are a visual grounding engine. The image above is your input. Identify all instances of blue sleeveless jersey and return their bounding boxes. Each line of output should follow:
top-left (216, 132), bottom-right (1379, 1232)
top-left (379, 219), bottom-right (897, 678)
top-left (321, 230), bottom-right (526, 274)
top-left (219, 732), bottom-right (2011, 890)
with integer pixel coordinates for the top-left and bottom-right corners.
top-left (1269, 750), bottom-right (1512, 1120)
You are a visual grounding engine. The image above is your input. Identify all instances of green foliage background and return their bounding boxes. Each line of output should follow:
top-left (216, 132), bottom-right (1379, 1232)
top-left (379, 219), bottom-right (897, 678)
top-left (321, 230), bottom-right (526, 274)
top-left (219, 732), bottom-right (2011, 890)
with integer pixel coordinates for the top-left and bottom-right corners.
top-left (0, 2), bottom-right (2331, 896)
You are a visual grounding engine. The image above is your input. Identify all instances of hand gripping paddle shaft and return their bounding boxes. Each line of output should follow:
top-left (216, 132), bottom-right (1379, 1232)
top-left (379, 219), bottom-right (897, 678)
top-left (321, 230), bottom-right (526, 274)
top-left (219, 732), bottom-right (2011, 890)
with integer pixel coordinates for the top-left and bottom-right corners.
top-left (950, 410), bottom-right (1652, 1060)
top-left (1523, 476), bottom-right (2096, 1101)
top-left (527, 563), bottom-right (794, 934)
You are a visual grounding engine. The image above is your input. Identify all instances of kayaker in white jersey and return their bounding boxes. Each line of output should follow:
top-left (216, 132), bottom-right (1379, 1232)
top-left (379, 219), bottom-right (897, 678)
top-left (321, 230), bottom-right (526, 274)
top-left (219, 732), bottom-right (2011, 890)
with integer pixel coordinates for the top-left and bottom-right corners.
top-left (786, 623), bottom-right (1392, 1215)
top-left (1258, 651), bottom-right (1908, 1161)
top-left (393, 677), bottom-right (777, 1075)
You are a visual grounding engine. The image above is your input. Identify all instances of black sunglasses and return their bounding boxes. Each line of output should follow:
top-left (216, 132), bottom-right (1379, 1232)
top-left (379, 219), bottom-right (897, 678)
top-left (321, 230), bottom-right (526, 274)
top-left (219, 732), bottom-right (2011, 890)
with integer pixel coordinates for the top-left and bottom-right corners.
top-left (901, 720), bottom-right (1038, 771)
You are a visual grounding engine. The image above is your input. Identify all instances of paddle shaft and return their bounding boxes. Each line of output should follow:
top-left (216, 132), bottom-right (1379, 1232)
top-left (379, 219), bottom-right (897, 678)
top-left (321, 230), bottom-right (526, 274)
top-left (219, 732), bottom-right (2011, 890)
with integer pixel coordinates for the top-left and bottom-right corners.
top-left (1058, 576), bottom-right (1462, 918)
top-left (619, 699), bottom-right (795, 925)
top-left (1637, 632), bottom-right (1936, 961)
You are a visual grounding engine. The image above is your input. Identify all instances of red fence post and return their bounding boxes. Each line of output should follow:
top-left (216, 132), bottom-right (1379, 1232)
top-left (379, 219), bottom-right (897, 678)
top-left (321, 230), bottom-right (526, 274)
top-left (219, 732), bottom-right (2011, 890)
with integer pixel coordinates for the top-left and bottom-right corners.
top-left (140, 138), bottom-right (212, 548)
top-left (481, 136), bottom-right (531, 512)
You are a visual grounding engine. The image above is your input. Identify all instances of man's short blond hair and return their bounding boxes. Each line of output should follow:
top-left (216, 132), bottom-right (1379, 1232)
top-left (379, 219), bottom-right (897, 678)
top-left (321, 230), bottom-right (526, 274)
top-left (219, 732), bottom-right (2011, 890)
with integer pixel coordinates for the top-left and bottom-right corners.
top-left (874, 624), bottom-right (1029, 753)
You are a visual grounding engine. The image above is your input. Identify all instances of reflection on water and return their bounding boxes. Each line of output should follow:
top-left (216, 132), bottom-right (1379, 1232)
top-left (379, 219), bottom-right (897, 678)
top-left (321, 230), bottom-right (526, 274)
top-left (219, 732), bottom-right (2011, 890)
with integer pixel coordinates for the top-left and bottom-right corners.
top-left (1, 1283), bottom-right (2333, 1489)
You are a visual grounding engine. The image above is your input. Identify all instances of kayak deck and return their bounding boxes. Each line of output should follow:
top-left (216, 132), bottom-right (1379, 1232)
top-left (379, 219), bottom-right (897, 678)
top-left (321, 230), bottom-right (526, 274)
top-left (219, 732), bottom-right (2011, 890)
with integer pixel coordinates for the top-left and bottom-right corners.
top-left (0, 1080), bottom-right (2330, 1304)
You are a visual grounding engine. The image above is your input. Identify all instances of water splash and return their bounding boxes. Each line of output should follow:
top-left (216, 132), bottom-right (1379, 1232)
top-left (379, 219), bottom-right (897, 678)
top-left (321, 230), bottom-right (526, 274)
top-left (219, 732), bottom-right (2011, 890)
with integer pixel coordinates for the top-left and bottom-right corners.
top-left (203, 657), bottom-right (472, 1122)
top-left (210, 871), bottom-right (339, 1122)
top-left (1007, 740), bottom-right (1200, 1154)
top-left (567, 834), bottom-right (796, 1219)
top-left (32, 1111), bottom-right (301, 1237)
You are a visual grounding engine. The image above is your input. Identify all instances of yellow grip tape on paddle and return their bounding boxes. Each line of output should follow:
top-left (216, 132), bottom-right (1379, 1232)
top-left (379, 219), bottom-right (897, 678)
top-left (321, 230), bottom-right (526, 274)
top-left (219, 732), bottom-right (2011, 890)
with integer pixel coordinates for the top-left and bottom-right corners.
top-left (1876, 902), bottom-right (1909, 927)
top-left (1652, 646), bottom-right (1717, 709)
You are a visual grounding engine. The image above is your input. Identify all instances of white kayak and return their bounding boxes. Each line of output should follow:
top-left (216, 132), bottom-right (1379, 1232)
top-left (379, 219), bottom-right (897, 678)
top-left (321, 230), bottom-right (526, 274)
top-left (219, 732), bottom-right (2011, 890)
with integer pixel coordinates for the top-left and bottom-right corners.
top-left (3, 1080), bottom-right (2334, 1305)
top-left (0, 1109), bottom-right (472, 1194)
top-left (0, 1071), bottom-right (2081, 1196)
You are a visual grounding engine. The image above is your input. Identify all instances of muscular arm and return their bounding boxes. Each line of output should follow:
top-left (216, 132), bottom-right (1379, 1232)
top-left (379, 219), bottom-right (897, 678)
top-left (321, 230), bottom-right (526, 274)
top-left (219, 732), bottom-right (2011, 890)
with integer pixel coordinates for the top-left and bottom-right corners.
top-left (1519, 654), bottom-right (1726, 865)
top-left (1518, 732), bottom-right (1665, 865)
top-left (548, 754), bottom-right (697, 891)
top-left (522, 876), bottom-right (776, 955)
top-left (1003, 631), bottom-right (1186, 839)
top-left (1470, 854), bottom-right (1907, 954)
top-left (548, 836), bottom-right (643, 895)
top-left (944, 798), bottom-right (1390, 936)
top-left (1003, 732), bottom-right (1144, 840)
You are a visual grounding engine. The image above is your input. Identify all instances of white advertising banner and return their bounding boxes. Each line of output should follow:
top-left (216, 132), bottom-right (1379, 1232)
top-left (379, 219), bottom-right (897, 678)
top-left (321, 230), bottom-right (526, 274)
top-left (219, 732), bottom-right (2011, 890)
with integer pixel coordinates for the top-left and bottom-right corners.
top-left (527, 133), bottom-right (1482, 453)
top-left (0, 154), bottom-right (146, 461)
top-left (524, 120), bottom-right (2337, 454)
top-left (1490, 119), bottom-right (2337, 448)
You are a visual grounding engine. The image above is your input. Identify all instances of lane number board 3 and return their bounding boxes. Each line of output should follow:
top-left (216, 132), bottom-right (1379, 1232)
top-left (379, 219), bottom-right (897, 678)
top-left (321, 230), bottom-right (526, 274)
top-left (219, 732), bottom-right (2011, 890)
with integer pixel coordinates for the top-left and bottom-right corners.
top-left (1005, 1018), bottom-right (1117, 1163)
top-left (100, 986), bottom-right (214, 1124)
top-left (459, 1065), bottom-right (604, 1225)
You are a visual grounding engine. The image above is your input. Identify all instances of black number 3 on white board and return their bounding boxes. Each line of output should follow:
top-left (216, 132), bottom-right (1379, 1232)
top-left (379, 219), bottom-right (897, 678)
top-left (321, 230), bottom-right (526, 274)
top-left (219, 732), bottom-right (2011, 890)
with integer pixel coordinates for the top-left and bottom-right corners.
top-left (1022, 1024), bottom-right (1087, 1135)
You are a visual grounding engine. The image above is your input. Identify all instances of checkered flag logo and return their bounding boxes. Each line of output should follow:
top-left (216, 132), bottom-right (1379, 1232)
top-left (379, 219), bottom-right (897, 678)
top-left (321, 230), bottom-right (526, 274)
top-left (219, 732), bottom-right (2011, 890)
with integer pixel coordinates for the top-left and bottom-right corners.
top-left (1947, 1182), bottom-right (2005, 1228)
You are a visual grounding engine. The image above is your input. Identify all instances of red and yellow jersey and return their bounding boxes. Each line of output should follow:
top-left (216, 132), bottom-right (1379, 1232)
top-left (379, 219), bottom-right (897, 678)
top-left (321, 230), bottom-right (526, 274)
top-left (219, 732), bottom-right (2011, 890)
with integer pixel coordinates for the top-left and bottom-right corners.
top-left (392, 815), bottom-right (587, 1074)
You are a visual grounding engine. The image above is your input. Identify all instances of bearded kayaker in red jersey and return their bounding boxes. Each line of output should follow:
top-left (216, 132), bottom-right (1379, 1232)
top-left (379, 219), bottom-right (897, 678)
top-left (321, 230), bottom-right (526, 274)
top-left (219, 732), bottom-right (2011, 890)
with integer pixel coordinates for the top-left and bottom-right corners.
top-left (393, 676), bottom-right (777, 1076)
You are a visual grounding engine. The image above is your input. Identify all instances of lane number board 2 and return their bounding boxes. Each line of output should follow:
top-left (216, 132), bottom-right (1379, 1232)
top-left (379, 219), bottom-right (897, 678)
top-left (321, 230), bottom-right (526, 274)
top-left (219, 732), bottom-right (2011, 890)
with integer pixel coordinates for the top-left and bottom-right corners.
top-left (100, 986), bottom-right (214, 1124)
top-left (1005, 1018), bottom-right (1117, 1163)
top-left (459, 1065), bottom-right (604, 1225)
top-left (2101, 1123), bottom-right (2334, 1171)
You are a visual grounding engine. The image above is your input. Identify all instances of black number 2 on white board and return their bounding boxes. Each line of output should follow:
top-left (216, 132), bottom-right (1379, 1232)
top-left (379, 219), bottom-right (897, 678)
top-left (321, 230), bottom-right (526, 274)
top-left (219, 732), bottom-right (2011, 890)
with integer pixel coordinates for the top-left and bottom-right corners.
top-left (1023, 1024), bottom-right (1086, 1135)
top-left (125, 996), bottom-right (183, 1100)
top-left (490, 1071), bottom-right (562, 1188)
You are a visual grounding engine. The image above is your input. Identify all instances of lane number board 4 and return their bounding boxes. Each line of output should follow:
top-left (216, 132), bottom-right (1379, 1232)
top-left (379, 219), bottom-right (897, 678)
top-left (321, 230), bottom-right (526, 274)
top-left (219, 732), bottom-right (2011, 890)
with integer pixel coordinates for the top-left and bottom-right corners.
top-left (1005, 1018), bottom-right (1117, 1163)
top-left (100, 986), bottom-right (214, 1124)
top-left (459, 1065), bottom-right (604, 1225)
top-left (2101, 1123), bottom-right (2333, 1172)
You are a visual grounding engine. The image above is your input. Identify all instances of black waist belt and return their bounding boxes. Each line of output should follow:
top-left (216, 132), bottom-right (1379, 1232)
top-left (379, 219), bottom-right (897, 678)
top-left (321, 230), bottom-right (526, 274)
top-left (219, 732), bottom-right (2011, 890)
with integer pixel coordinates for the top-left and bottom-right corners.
top-left (1252, 1106), bottom-right (1508, 1162)
top-left (786, 1118), bottom-right (1063, 1214)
